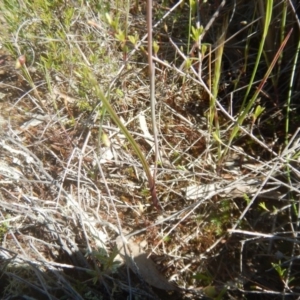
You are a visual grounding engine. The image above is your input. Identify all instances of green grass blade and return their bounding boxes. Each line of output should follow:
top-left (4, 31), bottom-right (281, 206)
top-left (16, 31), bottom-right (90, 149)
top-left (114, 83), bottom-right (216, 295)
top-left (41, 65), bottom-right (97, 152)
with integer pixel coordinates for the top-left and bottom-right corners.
top-left (87, 72), bottom-right (159, 210)
top-left (225, 0), bottom-right (273, 154)
top-left (241, 0), bottom-right (273, 109)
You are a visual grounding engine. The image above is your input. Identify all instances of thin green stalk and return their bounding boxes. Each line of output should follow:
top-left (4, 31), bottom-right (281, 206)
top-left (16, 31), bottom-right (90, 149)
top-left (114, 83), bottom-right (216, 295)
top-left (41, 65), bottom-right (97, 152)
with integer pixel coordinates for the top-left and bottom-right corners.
top-left (285, 32), bottom-right (300, 218)
top-left (275, 0), bottom-right (288, 85)
top-left (88, 73), bottom-right (159, 210)
top-left (226, 27), bottom-right (292, 159)
top-left (223, 0), bottom-right (273, 158)
top-left (19, 57), bottom-right (46, 111)
top-left (285, 37), bottom-right (300, 147)
top-left (210, 18), bottom-right (227, 160)
top-left (187, 0), bottom-right (195, 56)
top-left (241, 0), bottom-right (273, 109)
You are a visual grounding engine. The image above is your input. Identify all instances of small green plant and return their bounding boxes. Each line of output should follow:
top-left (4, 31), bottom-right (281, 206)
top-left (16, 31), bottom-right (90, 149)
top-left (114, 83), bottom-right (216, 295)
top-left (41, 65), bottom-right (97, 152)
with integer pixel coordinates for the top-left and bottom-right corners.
top-left (271, 261), bottom-right (286, 279)
top-left (163, 235), bottom-right (171, 242)
top-left (243, 194), bottom-right (251, 205)
top-left (271, 260), bottom-right (294, 286)
top-left (0, 219), bottom-right (9, 242)
top-left (258, 201), bottom-right (269, 212)
top-left (87, 247), bottom-right (121, 284)
top-left (190, 25), bottom-right (204, 43)
top-left (176, 165), bottom-right (186, 171)
top-left (252, 105), bottom-right (265, 124)
top-left (93, 247), bottom-right (121, 274)
top-left (76, 99), bottom-right (93, 112)
top-left (192, 271), bottom-right (213, 286)
top-left (141, 188), bottom-right (150, 198)
top-left (193, 271), bottom-right (226, 300)
top-left (105, 0), bottom-right (131, 59)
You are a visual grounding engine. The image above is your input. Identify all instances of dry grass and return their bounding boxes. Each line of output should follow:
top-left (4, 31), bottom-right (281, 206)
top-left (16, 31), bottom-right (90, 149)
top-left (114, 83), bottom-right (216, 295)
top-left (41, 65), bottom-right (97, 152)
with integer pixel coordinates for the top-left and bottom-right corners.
top-left (1, 0), bottom-right (300, 299)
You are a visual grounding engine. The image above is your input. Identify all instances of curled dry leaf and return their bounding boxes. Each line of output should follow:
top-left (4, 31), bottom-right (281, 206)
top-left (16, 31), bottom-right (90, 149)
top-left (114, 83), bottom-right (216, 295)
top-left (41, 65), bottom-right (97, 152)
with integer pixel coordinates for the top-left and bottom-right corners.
top-left (116, 236), bottom-right (179, 291)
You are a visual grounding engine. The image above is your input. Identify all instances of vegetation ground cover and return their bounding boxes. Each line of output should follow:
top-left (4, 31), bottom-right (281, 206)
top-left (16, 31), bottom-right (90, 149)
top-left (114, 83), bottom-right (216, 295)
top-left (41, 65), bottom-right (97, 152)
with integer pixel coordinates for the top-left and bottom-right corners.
top-left (0, 0), bottom-right (300, 299)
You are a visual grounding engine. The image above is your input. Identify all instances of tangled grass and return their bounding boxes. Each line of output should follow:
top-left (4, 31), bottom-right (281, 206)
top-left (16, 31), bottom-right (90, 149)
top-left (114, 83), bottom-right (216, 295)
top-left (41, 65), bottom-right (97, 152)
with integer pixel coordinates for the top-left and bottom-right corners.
top-left (0, 0), bottom-right (300, 299)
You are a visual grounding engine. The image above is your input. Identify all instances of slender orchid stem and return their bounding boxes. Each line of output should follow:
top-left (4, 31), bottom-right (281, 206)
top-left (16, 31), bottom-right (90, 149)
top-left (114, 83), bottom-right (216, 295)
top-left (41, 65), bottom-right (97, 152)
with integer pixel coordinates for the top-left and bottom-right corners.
top-left (146, 0), bottom-right (160, 209)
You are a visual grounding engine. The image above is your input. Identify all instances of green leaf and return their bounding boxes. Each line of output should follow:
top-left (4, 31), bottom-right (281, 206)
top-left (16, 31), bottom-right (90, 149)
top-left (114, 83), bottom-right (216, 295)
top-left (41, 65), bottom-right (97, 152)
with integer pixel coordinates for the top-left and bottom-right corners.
top-left (258, 202), bottom-right (269, 212)
top-left (253, 105), bottom-right (265, 123)
top-left (189, 0), bottom-right (197, 15)
top-left (153, 40), bottom-right (159, 55)
top-left (105, 13), bottom-right (112, 25)
top-left (271, 261), bottom-right (286, 278)
top-left (128, 35), bottom-right (137, 45)
top-left (115, 29), bottom-right (126, 42)
top-left (190, 25), bottom-right (204, 41)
